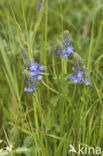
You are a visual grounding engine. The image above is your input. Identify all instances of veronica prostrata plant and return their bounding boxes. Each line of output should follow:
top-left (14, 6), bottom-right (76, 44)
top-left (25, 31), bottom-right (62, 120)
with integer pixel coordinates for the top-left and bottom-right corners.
top-left (69, 52), bottom-right (90, 86)
top-left (22, 30), bottom-right (90, 93)
top-left (51, 30), bottom-right (90, 86)
top-left (51, 30), bottom-right (73, 58)
top-left (22, 51), bottom-right (45, 92)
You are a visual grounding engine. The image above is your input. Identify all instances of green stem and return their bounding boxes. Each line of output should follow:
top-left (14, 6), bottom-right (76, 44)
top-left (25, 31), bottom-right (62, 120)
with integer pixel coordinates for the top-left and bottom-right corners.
top-left (44, 0), bottom-right (48, 65)
top-left (52, 55), bottom-right (57, 78)
top-left (33, 93), bottom-right (39, 138)
top-left (41, 80), bottom-right (59, 94)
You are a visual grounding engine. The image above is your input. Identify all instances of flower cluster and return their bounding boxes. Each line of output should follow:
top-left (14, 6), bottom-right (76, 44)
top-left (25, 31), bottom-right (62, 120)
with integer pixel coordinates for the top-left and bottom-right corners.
top-left (51, 31), bottom-right (73, 58)
top-left (62, 31), bottom-right (73, 58)
top-left (69, 64), bottom-right (90, 86)
top-left (22, 30), bottom-right (91, 93)
top-left (22, 54), bottom-right (44, 92)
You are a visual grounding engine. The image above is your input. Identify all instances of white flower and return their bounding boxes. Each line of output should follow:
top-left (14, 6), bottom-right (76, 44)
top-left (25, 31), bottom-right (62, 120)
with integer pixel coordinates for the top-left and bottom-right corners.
top-left (6, 145), bottom-right (12, 152)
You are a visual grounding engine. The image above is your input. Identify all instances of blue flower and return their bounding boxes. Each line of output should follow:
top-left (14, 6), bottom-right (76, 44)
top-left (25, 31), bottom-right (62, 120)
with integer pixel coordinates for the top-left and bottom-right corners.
top-left (24, 87), bottom-right (35, 92)
top-left (70, 73), bottom-right (83, 84)
top-left (67, 46), bottom-right (73, 55)
top-left (63, 46), bottom-right (73, 58)
top-left (61, 32), bottom-right (73, 58)
top-left (69, 64), bottom-right (90, 86)
top-left (24, 78), bottom-right (29, 82)
top-left (77, 71), bottom-right (83, 78)
top-left (69, 74), bottom-right (76, 81)
top-left (86, 78), bottom-right (91, 86)
top-left (62, 35), bottom-right (73, 58)
top-left (51, 31), bottom-right (73, 58)
top-left (55, 49), bottom-right (62, 56)
top-left (37, 0), bottom-right (42, 10)
top-left (73, 78), bottom-right (79, 83)
top-left (30, 62), bottom-right (39, 71)
top-left (78, 78), bottom-right (83, 84)
top-left (37, 5), bottom-right (41, 10)
top-left (22, 55), bottom-right (45, 92)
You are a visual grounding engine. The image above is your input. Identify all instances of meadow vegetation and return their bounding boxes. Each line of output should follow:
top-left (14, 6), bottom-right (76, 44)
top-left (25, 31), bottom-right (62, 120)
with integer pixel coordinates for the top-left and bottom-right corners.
top-left (0, 0), bottom-right (103, 155)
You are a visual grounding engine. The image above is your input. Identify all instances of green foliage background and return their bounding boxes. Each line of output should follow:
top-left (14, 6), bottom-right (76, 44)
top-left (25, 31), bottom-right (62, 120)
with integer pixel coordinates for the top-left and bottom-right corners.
top-left (0, 0), bottom-right (103, 155)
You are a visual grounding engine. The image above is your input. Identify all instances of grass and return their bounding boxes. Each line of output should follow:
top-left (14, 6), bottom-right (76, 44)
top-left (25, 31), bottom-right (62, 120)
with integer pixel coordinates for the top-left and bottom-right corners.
top-left (0, 0), bottom-right (103, 155)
